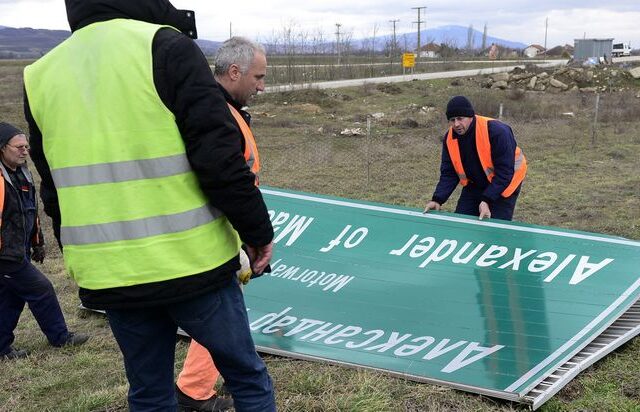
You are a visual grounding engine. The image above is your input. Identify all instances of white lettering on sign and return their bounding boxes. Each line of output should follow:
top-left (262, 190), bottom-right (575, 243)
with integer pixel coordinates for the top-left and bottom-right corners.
top-left (252, 306), bottom-right (503, 374)
top-left (389, 235), bottom-right (615, 285)
top-left (268, 210), bottom-right (315, 246)
top-left (269, 259), bottom-right (355, 292)
top-left (440, 342), bottom-right (504, 373)
top-left (320, 225), bottom-right (369, 252)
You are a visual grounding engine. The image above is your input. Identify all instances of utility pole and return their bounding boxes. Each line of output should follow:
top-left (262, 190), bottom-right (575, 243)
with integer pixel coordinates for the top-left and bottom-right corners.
top-left (389, 19), bottom-right (399, 74)
top-left (229, 22), bottom-right (232, 39)
top-left (412, 6), bottom-right (426, 62)
top-left (389, 19), bottom-right (399, 57)
top-left (335, 23), bottom-right (342, 65)
top-left (543, 17), bottom-right (548, 60)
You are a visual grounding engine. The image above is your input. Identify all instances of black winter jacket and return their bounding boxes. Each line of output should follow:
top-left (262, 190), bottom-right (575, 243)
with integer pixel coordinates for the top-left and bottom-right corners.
top-left (0, 162), bottom-right (44, 267)
top-left (24, 0), bottom-right (273, 309)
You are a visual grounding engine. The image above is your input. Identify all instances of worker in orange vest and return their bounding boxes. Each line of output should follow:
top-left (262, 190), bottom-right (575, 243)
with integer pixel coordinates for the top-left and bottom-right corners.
top-left (424, 96), bottom-right (527, 221)
top-left (175, 36), bottom-right (268, 412)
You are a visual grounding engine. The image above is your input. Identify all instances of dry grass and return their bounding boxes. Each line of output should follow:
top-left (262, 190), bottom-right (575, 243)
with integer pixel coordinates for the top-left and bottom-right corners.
top-left (1, 59), bottom-right (639, 411)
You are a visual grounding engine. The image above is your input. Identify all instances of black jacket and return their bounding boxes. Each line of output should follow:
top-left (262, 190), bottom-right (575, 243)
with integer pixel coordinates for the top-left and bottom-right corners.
top-left (0, 162), bottom-right (44, 268)
top-left (24, 0), bottom-right (273, 309)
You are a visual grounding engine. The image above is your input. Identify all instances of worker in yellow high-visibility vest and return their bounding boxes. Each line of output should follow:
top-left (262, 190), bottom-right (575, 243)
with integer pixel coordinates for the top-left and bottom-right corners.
top-left (23, 1), bottom-right (275, 411)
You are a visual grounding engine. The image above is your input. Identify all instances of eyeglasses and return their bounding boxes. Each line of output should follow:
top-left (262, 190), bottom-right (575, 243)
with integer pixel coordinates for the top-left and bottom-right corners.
top-left (7, 144), bottom-right (30, 151)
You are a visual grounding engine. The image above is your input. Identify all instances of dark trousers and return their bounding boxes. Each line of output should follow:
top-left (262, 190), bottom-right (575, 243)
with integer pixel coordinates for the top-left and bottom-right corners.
top-left (0, 261), bottom-right (70, 354)
top-left (106, 278), bottom-right (275, 412)
top-left (455, 185), bottom-right (521, 221)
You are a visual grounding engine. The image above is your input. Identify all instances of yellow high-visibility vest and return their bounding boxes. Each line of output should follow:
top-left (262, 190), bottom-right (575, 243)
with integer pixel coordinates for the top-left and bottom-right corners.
top-left (24, 19), bottom-right (240, 289)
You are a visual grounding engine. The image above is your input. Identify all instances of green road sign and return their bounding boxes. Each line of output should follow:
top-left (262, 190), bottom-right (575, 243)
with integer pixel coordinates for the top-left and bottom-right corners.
top-left (244, 187), bottom-right (640, 405)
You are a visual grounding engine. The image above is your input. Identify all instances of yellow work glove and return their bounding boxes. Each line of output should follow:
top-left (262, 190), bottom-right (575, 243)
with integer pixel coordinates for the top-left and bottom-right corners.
top-left (236, 248), bottom-right (253, 285)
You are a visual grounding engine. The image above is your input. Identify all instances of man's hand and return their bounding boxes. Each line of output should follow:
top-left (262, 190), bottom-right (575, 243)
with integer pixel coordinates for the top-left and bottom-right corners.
top-left (32, 245), bottom-right (46, 263)
top-left (423, 201), bottom-right (441, 213)
top-left (245, 242), bottom-right (273, 275)
top-left (479, 201), bottom-right (491, 220)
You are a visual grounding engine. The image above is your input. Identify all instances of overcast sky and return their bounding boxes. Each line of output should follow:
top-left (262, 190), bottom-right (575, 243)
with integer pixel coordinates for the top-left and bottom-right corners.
top-left (1, 0), bottom-right (638, 48)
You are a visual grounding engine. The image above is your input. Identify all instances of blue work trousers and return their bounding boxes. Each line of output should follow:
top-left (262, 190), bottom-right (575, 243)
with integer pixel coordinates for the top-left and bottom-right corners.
top-left (455, 185), bottom-right (521, 221)
top-left (0, 260), bottom-right (70, 354)
top-left (105, 278), bottom-right (275, 412)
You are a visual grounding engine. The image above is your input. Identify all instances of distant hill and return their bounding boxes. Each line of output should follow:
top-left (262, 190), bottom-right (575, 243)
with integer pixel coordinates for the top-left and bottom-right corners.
top-left (355, 25), bottom-right (527, 51)
top-left (0, 26), bottom-right (70, 58)
top-left (0, 24), bottom-right (527, 59)
top-left (194, 39), bottom-right (222, 56)
top-left (0, 26), bottom-right (221, 58)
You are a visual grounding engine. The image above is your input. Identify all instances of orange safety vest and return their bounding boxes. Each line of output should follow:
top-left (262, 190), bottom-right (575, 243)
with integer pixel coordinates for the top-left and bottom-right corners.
top-left (445, 115), bottom-right (527, 198)
top-left (227, 103), bottom-right (261, 186)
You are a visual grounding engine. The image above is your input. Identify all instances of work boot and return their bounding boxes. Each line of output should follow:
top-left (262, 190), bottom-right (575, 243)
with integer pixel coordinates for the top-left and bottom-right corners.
top-left (176, 385), bottom-right (234, 412)
top-left (56, 331), bottom-right (90, 347)
top-left (1, 347), bottom-right (29, 360)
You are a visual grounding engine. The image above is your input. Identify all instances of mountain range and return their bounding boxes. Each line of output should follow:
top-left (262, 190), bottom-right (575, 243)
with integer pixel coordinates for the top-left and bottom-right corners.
top-left (0, 25), bottom-right (222, 58)
top-left (0, 24), bottom-right (527, 59)
top-left (379, 25), bottom-right (527, 50)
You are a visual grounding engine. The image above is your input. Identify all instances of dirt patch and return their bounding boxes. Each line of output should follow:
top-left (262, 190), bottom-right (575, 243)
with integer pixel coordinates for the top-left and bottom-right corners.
top-left (260, 88), bottom-right (341, 108)
top-left (376, 82), bottom-right (403, 95)
top-left (622, 381), bottom-right (640, 401)
top-left (291, 103), bottom-right (323, 114)
top-left (557, 379), bottom-right (584, 401)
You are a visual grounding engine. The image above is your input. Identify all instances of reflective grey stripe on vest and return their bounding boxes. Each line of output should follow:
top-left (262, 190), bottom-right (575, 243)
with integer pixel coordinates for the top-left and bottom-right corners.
top-left (484, 150), bottom-right (525, 178)
top-left (457, 172), bottom-right (467, 181)
top-left (61, 204), bottom-right (222, 246)
top-left (246, 150), bottom-right (255, 171)
top-left (514, 151), bottom-right (525, 170)
top-left (51, 154), bottom-right (191, 188)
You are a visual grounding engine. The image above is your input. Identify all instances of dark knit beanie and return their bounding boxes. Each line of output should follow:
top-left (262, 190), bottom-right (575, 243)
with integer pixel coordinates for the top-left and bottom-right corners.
top-left (0, 122), bottom-right (24, 148)
top-left (446, 96), bottom-right (475, 119)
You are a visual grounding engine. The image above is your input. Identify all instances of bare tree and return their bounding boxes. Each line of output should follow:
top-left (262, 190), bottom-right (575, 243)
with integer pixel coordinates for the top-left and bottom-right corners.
top-left (276, 20), bottom-right (299, 83)
top-left (440, 36), bottom-right (459, 60)
top-left (341, 29), bottom-right (354, 63)
top-left (401, 33), bottom-right (409, 53)
top-left (310, 27), bottom-right (325, 56)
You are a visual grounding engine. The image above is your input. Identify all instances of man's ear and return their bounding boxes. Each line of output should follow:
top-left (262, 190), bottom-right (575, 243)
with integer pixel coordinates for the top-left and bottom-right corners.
top-left (229, 64), bottom-right (241, 81)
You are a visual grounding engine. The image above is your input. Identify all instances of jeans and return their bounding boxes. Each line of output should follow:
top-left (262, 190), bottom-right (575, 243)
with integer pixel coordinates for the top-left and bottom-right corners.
top-left (455, 185), bottom-right (521, 221)
top-left (0, 260), bottom-right (70, 354)
top-left (106, 278), bottom-right (275, 412)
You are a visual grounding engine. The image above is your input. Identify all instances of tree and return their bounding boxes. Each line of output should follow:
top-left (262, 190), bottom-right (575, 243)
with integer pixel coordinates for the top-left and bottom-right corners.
top-left (466, 24), bottom-right (475, 51)
top-left (482, 23), bottom-right (487, 51)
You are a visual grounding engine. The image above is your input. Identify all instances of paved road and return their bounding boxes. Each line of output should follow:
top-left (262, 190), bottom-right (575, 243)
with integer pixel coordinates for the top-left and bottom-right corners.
top-left (264, 60), bottom-right (569, 92)
top-left (210, 59), bottom-right (548, 70)
top-left (261, 59), bottom-right (537, 68)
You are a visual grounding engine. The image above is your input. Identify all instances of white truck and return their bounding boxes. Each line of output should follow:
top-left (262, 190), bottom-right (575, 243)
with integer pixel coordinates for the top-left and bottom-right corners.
top-left (611, 42), bottom-right (631, 57)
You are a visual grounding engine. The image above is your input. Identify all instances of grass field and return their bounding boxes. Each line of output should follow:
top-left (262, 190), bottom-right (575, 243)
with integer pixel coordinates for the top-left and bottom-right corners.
top-left (1, 60), bottom-right (639, 411)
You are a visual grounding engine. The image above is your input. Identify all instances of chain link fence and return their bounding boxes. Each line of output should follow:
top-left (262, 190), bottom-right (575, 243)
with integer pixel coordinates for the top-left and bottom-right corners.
top-left (254, 89), bottom-right (639, 226)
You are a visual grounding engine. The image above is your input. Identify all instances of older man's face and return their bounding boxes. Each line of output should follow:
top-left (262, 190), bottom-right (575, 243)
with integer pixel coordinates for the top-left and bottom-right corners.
top-left (0, 134), bottom-right (29, 170)
top-left (449, 116), bottom-right (473, 136)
